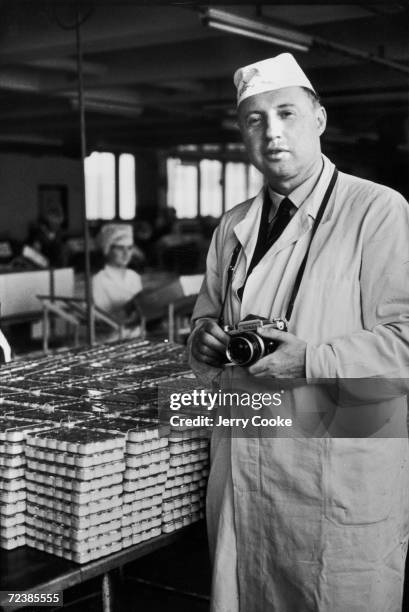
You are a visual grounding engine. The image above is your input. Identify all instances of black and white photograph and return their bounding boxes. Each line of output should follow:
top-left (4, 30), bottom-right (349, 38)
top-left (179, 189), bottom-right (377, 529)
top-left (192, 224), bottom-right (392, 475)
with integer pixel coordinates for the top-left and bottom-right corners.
top-left (0, 1), bottom-right (408, 611)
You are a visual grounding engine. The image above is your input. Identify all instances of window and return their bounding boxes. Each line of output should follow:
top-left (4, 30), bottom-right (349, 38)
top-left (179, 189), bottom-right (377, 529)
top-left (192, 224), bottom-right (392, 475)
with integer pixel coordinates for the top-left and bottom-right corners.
top-left (167, 158), bottom-right (198, 218)
top-left (225, 162), bottom-right (247, 211)
top-left (85, 152), bottom-right (115, 220)
top-left (167, 156), bottom-right (263, 218)
top-left (85, 151), bottom-right (137, 220)
top-left (200, 159), bottom-right (222, 217)
top-left (225, 162), bottom-right (264, 211)
top-left (119, 154), bottom-right (136, 220)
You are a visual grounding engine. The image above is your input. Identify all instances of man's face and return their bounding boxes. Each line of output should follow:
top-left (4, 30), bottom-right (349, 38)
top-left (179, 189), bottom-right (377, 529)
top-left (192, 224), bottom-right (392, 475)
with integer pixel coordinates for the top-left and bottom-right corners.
top-left (238, 86), bottom-right (327, 191)
top-left (107, 242), bottom-right (134, 268)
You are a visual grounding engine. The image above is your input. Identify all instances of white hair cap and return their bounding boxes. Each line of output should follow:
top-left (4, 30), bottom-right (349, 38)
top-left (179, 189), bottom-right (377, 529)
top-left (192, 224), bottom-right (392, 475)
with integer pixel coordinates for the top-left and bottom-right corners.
top-left (234, 53), bottom-right (316, 106)
top-left (98, 223), bottom-right (133, 256)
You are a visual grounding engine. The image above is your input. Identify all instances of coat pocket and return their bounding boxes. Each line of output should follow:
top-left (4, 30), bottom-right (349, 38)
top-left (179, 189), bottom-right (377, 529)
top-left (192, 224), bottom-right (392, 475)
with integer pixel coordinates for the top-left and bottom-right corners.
top-left (325, 438), bottom-right (406, 525)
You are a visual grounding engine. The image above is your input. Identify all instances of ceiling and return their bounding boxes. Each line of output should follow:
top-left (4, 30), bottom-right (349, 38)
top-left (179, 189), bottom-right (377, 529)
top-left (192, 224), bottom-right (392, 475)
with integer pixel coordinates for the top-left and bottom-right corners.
top-left (0, 1), bottom-right (407, 157)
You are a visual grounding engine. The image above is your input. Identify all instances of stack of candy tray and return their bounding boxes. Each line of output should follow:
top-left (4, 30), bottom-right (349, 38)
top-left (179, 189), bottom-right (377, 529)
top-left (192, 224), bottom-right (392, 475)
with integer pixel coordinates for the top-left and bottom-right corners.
top-left (0, 417), bottom-right (57, 550)
top-left (80, 417), bottom-right (170, 550)
top-left (25, 426), bottom-right (126, 564)
top-left (0, 338), bottom-right (208, 562)
top-left (162, 422), bottom-right (209, 534)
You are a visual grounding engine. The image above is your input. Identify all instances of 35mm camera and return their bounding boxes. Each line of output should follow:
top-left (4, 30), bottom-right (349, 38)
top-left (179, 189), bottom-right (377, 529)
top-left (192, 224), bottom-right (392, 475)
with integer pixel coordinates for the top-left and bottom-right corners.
top-left (224, 316), bottom-right (287, 366)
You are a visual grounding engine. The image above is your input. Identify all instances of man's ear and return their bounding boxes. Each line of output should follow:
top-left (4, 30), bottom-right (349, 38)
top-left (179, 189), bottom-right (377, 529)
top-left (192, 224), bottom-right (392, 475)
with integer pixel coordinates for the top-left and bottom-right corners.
top-left (316, 106), bottom-right (327, 136)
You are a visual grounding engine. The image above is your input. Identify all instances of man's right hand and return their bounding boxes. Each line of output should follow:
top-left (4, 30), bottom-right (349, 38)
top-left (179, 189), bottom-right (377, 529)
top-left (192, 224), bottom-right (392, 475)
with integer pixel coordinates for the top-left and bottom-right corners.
top-left (190, 319), bottom-right (229, 368)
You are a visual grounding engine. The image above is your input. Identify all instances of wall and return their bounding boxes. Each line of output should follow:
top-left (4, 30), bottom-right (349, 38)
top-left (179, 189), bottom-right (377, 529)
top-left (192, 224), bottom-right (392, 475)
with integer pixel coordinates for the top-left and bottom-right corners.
top-left (0, 153), bottom-right (83, 242)
top-left (135, 150), bottom-right (160, 222)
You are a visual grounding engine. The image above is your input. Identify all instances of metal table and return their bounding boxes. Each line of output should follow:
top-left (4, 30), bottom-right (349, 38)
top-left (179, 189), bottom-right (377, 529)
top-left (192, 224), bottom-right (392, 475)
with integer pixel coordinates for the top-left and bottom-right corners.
top-left (0, 524), bottom-right (201, 612)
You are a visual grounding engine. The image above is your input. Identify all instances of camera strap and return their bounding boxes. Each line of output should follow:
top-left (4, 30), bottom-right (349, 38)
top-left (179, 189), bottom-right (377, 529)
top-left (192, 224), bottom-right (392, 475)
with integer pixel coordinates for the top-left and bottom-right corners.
top-left (218, 166), bottom-right (338, 327)
top-left (285, 166), bottom-right (338, 321)
top-left (218, 242), bottom-right (241, 326)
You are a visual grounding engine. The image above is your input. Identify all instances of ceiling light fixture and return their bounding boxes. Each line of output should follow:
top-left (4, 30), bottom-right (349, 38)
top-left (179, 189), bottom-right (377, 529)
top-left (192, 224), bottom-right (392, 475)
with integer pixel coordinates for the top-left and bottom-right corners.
top-left (200, 8), bottom-right (312, 53)
top-left (200, 8), bottom-right (409, 75)
top-left (69, 97), bottom-right (143, 118)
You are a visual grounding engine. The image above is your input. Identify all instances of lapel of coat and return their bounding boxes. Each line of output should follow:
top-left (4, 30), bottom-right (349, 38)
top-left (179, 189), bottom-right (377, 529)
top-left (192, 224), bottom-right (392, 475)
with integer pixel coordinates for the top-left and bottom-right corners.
top-left (266, 210), bottom-right (311, 259)
top-left (232, 189), bottom-right (312, 265)
top-left (233, 190), bottom-right (264, 275)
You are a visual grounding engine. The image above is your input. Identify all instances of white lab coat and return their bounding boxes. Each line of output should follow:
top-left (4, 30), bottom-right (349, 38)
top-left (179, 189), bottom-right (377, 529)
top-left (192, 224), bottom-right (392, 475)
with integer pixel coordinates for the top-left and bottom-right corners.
top-left (92, 265), bottom-right (143, 341)
top-left (189, 156), bottom-right (409, 611)
top-left (92, 264), bottom-right (142, 320)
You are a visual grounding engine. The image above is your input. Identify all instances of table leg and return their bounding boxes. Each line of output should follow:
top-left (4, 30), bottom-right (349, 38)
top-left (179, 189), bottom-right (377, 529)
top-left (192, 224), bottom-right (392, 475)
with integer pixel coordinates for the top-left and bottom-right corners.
top-left (168, 303), bottom-right (175, 343)
top-left (42, 306), bottom-right (49, 353)
top-left (102, 571), bottom-right (114, 612)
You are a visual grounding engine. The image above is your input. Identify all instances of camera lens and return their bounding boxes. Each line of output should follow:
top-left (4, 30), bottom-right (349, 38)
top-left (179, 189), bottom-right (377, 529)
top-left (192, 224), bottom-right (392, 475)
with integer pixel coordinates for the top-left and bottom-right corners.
top-left (226, 332), bottom-right (263, 366)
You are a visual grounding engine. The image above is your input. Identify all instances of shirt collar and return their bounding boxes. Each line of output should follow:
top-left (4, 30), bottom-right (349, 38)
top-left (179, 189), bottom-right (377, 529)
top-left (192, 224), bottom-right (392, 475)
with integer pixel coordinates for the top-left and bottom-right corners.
top-left (267, 156), bottom-right (324, 218)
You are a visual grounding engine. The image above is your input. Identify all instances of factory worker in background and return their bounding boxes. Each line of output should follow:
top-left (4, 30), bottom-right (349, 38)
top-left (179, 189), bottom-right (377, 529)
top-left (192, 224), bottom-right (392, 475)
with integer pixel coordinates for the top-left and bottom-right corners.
top-left (93, 223), bottom-right (143, 330)
top-left (188, 53), bottom-right (409, 611)
top-left (26, 200), bottom-right (67, 268)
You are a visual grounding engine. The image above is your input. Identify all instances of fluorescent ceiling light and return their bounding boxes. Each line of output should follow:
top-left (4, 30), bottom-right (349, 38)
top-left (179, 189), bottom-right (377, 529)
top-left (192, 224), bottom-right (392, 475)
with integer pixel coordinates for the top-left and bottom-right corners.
top-left (69, 97), bottom-right (143, 118)
top-left (201, 8), bottom-right (312, 53)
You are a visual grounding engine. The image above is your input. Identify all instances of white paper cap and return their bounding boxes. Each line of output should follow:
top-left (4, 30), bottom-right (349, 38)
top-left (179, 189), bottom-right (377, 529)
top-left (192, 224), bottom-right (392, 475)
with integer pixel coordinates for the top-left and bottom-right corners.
top-left (234, 53), bottom-right (316, 106)
top-left (98, 223), bottom-right (134, 256)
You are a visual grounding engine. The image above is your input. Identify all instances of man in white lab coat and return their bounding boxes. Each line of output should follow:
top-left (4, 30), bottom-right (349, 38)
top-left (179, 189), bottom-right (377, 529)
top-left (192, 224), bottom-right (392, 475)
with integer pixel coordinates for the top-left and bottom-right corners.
top-left (189, 53), bottom-right (409, 611)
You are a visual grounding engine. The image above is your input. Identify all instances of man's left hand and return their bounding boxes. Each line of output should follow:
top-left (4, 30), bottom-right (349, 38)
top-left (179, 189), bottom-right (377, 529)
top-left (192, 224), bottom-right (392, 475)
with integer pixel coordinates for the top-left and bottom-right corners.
top-left (248, 327), bottom-right (307, 378)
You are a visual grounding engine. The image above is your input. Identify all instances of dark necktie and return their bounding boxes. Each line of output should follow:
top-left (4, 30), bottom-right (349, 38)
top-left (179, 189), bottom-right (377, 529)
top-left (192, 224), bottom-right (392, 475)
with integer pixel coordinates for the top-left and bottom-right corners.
top-left (237, 196), bottom-right (295, 301)
top-left (265, 197), bottom-right (295, 249)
